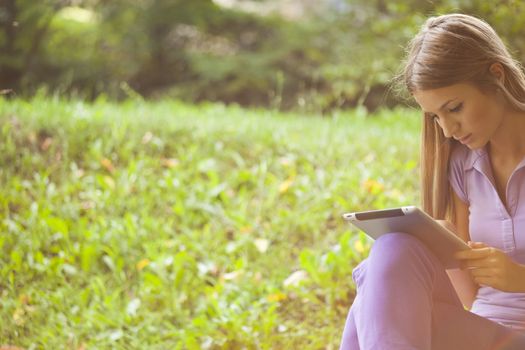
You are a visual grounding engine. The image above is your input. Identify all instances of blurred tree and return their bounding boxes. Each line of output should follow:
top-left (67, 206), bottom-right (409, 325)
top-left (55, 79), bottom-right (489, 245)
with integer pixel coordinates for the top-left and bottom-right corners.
top-left (304, 0), bottom-right (525, 112)
top-left (1, 0), bottom-right (525, 111)
top-left (0, 0), bottom-right (70, 92)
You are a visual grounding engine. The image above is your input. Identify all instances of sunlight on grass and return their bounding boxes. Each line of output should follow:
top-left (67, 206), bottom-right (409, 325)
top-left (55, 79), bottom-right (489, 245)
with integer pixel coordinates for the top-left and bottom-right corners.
top-left (0, 96), bottom-right (420, 349)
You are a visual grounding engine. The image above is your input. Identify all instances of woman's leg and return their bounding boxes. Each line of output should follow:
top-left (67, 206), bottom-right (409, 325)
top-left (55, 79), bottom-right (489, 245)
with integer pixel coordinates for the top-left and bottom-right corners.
top-left (340, 295), bottom-right (360, 349)
top-left (430, 302), bottom-right (521, 349)
top-left (339, 232), bottom-right (519, 350)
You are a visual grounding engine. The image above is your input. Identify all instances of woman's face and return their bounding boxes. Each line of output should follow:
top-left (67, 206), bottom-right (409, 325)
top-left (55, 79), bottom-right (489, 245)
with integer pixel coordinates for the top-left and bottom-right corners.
top-left (413, 83), bottom-right (505, 149)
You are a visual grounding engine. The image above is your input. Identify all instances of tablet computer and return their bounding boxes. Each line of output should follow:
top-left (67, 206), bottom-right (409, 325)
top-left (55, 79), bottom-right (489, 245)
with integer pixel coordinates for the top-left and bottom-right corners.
top-left (342, 206), bottom-right (469, 269)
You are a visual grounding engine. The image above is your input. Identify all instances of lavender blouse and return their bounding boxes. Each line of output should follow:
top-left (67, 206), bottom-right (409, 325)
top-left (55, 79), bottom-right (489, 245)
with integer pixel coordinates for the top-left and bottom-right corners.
top-left (449, 144), bottom-right (525, 330)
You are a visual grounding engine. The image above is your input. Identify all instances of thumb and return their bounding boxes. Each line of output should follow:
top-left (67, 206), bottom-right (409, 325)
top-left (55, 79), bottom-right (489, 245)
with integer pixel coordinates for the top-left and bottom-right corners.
top-left (468, 241), bottom-right (488, 248)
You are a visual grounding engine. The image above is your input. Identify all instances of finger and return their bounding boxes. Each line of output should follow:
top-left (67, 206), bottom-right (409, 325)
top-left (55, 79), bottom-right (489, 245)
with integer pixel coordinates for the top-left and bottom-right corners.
top-left (459, 254), bottom-right (504, 269)
top-left (472, 276), bottom-right (495, 287)
top-left (455, 249), bottom-right (473, 260)
top-left (455, 247), bottom-right (494, 260)
top-left (468, 241), bottom-right (488, 248)
top-left (461, 258), bottom-right (495, 269)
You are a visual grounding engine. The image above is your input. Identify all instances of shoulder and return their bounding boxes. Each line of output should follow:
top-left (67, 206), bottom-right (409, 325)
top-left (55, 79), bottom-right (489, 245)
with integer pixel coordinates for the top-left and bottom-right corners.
top-left (449, 143), bottom-right (470, 170)
top-left (449, 143), bottom-right (485, 173)
top-left (448, 143), bottom-right (487, 203)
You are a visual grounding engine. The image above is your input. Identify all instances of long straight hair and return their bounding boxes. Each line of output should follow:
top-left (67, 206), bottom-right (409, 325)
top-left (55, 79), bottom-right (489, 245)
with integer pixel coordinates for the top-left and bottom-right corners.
top-left (401, 14), bottom-right (525, 221)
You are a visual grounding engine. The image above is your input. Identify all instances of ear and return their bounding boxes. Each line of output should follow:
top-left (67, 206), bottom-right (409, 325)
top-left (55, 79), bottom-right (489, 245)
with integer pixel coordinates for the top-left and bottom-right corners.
top-left (489, 62), bottom-right (505, 84)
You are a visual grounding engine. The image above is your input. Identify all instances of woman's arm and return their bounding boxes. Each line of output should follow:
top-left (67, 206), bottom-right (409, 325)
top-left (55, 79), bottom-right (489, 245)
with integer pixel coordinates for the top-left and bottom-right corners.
top-left (442, 191), bottom-right (479, 309)
top-left (446, 193), bottom-right (525, 294)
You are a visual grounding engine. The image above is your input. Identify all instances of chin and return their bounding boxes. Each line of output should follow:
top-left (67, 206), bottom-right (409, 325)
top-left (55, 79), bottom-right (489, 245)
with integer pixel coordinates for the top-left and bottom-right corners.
top-left (467, 140), bottom-right (487, 150)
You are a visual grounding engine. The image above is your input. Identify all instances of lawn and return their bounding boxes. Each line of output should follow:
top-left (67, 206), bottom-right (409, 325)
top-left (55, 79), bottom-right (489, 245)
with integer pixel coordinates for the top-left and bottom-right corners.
top-left (0, 96), bottom-right (420, 349)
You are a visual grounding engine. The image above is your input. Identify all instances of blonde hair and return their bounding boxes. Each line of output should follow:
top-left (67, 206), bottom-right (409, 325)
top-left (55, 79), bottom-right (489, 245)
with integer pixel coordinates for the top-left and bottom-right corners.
top-left (402, 14), bottom-right (525, 220)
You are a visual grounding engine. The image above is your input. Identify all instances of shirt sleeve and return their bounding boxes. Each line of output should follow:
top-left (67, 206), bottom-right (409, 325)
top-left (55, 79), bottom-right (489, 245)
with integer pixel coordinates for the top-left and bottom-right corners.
top-left (448, 145), bottom-right (469, 204)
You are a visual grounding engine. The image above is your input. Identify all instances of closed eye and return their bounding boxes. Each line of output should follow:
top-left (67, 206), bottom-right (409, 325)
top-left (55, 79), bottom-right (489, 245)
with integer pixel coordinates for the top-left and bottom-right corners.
top-left (448, 103), bottom-right (463, 113)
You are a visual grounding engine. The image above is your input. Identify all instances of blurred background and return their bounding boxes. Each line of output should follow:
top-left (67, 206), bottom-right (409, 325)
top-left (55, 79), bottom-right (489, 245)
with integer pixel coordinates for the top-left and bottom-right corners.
top-left (2, 0), bottom-right (525, 113)
top-left (3, 1), bottom-right (525, 348)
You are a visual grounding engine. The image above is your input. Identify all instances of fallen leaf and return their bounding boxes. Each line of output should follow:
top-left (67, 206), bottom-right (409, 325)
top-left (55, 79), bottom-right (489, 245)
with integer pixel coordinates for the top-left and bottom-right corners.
top-left (103, 176), bottom-right (115, 189)
top-left (160, 158), bottom-right (179, 168)
top-left (354, 240), bottom-right (365, 253)
top-left (126, 298), bottom-right (141, 316)
top-left (267, 292), bottom-right (287, 302)
top-left (136, 259), bottom-right (150, 271)
top-left (388, 188), bottom-right (403, 200)
top-left (40, 137), bottom-right (53, 151)
top-left (279, 178), bottom-right (294, 193)
top-left (254, 238), bottom-right (270, 253)
top-left (363, 153), bottom-right (376, 163)
top-left (13, 308), bottom-right (25, 326)
top-left (279, 157), bottom-right (293, 166)
top-left (197, 261), bottom-right (219, 277)
top-left (27, 132), bottom-right (37, 144)
top-left (100, 158), bottom-right (115, 173)
top-left (62, 264), bottom-right (78, 276)
top-left (81, 201), bottom-right (95, 210)
top-left (283, 270), bottom-right (308, 287)
top-left (253, 271), bottom-right (263, 282)
top-left (108, 329), bottom-right (123, 341)
top-left (142, 132), bottom-right (153, 144)
top-left (163, 240), bottom-right (177, 248)
top-left (74, 168), bottom-right (85, 179)
top-left (362, 179), bottom-right (384, 194)
top-left (18, 294), bottom-right (30, 305)
top-left (240, 226), bottom-right (252, 234)
top-left (222, 270), bottom-right (242, 281)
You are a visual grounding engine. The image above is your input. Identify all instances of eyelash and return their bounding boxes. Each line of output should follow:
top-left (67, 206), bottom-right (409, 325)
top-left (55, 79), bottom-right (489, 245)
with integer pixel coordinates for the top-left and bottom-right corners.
top-left (427, 103), bottom-right (463, 122)
top-left (448, 103), bottom-right (463, 113)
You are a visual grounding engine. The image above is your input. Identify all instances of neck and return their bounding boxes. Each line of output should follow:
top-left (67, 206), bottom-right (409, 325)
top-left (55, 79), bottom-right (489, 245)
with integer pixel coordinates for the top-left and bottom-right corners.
top-left (488, 109), bottom-right (525, 161)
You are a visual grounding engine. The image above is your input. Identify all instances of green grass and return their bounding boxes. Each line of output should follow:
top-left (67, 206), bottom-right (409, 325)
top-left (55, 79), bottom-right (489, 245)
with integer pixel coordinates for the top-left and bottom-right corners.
top-left (0, 96), bottom-right (421, 349)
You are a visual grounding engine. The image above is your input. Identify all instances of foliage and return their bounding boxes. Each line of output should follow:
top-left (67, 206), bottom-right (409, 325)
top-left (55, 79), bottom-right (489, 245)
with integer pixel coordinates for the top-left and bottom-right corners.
top-left (0, 97), bottom-right (420, 348)
top-left (2, 1), bottom-right (525, 111)
top-left (0, 0), bottom-right (68, 89)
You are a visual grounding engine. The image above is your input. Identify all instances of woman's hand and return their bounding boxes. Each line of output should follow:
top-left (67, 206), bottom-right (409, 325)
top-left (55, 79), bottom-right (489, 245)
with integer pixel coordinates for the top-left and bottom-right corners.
top-left (454, 242), bottom-right (525, 292)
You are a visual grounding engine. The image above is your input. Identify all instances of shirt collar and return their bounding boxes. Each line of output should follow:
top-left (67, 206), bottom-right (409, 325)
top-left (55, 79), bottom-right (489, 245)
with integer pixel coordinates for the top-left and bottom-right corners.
top-left (463, 146), bottom-right (488, 172)
top-left (462, 145), bottom-right (525, 176)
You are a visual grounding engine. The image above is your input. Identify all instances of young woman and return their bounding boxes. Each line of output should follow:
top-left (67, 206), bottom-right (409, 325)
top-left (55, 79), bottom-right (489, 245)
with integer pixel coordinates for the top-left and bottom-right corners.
top-left (340, 14), bottom-right (525, 349)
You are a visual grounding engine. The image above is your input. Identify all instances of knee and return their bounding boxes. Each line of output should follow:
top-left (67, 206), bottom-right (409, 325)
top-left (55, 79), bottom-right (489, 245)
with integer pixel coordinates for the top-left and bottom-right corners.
top-left (374, 232), bottom-right (423, 251)
top-left (369, 233), bottom-right (430, 272)
top-left (352, 233), bottom-right (436, 292)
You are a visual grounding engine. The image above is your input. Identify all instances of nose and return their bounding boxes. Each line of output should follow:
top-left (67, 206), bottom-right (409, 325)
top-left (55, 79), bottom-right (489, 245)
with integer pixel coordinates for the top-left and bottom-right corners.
top-left (438, 117), bottom-right (459, 138)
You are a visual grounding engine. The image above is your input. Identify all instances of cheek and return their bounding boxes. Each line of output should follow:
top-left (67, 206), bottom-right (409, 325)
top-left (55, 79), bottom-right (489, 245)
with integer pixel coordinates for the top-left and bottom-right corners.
top-left (468, 100), bottom-right (500, 129)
